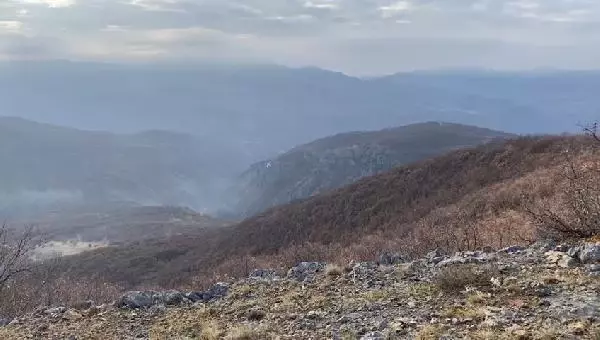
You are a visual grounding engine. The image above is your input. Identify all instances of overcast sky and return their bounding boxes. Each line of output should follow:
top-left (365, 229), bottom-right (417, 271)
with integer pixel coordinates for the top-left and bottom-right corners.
top-left (1, 0), bottom-right (600, 75)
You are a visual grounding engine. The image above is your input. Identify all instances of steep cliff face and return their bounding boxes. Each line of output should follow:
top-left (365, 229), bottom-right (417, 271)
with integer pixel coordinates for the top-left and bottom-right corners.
top-left (230, 122), bottom-right (514, 216)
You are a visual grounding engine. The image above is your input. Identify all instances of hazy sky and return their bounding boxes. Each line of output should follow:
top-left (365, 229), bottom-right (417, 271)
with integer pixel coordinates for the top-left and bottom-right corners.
top-left (1, 0), bottom-right (600, 75)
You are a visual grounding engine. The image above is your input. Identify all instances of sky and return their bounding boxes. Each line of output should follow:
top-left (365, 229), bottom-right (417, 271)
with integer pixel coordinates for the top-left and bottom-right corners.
top-left (1, 0), bottom-right (600, 75)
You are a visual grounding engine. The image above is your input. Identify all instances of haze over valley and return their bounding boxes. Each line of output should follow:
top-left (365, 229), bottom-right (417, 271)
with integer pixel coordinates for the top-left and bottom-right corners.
top-left (2, 63), bottom-right (600, 224)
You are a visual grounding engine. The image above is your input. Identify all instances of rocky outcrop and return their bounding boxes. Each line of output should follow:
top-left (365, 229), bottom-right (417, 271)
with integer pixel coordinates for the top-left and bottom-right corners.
top-left (287, 262), bottom-right (326, 282)
top-left (3, 241), bottom-right (600, 339)
top-left (115, 283), bottom-right (230, 309)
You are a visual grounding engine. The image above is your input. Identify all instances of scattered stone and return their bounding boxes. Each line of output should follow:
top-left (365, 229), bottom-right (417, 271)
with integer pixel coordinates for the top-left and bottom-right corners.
top-left (287, 262), bottom-right (325, 282)
top-left (579, 243), bottom-right (600, 264)
top-left (437, 251), bottom-right (489, 267)
top-left (249, 269), bottom-right (279, 280)
top-left (378, 252), bottom-right (405, 266)
top-left (426, 249), bottom-right (446, 264)
top-left (184, 291), bottom-right (204, 303)
top-left (499, 245), bottom-right (526, 254)
top-left (5, 241), bottom-right (600, 340)
top-left (116, 291), bottom-right (156, 309)
top-left (360, 331), bottom-right (385, 340)
top-left (587, 264), bottom-right (600, 272)
top-left (338, 312), bottom-right (363, 324)
top-left (531, 239), bottom-right (557, 252)
top-left (247, 309), bottom-right (266, 321)
top-left (545, 251), bottom-right (578, 268)
top-left (162, 291), bottom-right (187, 305)
top-left (70, 300), bottom-right (94, 311)
top-left (559, 256), bottom-right (579, 268)
top-left (62, 310), bottom-right (82, 321)
top-left (567, 246), bottom-right (582, 258)
top-left (44, 307), bottom-right (66, 315)
top-left (202, 282), bottom-right (229, 302)
top-left (554, 244), bottom-right (571, 252)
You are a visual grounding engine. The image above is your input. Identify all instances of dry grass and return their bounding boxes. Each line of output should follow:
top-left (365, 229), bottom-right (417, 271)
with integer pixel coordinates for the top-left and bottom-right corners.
top-left (325, 264), bottom-right (343, 278)
top-left (442, 306), bottom-right (487, 321)
top-left (225, 326), bottom-right (271, 340)
top-left (150, 307), bottom-right (224, 339)
top-left (415, 325), bottom-right (447, 340)
top-left (434, 264), bottom-right (498, 294)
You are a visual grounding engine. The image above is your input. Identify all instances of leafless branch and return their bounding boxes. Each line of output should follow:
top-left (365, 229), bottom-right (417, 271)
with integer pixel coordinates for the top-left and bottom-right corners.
top-left (0, 223), bottom-right (40, 289)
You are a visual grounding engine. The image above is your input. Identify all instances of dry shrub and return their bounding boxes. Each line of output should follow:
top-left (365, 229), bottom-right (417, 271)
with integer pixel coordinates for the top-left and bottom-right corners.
top-left (225, 326), bottom-right (270, 340)
top-left (523, 151), bottom-right (600, 239)
top-left (0, 273), bottom-right (122, 318)
top-left (0, 255), bottom-right (122, 318)
top-left (0, 224), bottom-right (40, 289)
top-left (434, 264), bottom-right (499, 294)
top-left (325, 264), bottom-right (343, 278)
top-left (415, 325), bottom-right (447, 340)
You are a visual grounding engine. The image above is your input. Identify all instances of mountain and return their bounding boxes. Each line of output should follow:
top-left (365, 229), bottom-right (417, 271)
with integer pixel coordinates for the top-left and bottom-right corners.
top-left (228, 122), bottom-right (514, 216)
top-left (53, 135), bottom-right (600, 289)
top-left (2, 62), bottom-right (599, 163)
top-left (0, 117), bottom-right (241, 216)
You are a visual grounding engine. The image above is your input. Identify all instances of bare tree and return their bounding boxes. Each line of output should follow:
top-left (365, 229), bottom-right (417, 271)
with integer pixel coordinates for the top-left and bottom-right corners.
top-left (583, 121), bottom-right (600, 143)
top-left (523, 124), bottom-right (600, 239)
top-left (0, 223), bottom-right (39, 290)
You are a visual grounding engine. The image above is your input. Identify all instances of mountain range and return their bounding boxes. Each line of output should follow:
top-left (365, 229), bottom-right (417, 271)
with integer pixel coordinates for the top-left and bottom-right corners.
top-left (2, 62), bottom-right (599, 162)
top-left (229, 122), bottom-right (514, 216)
top-left (0, 116), bottom-right (515, 218)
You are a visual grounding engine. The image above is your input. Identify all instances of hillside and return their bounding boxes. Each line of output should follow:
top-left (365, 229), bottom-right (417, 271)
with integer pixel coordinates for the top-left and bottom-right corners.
top-left (50, 135), bottom-right (600, 290)
top-left (0, 117), bottom-right (241, 215)
top-left (229, 122), bottom-right (513, 216)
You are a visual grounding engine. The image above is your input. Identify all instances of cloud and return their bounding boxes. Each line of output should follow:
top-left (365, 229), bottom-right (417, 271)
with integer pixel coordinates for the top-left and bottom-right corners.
top-left (0, 21), bottom-right (24, 33)
top-left (303, 1), bottom-right (339, 10)
top-left (18, 0), bottom-right (75, 8)
top-left (0, 0), bottom-right (600, 74)
top-left (379, 1), bottom-right (413, 18)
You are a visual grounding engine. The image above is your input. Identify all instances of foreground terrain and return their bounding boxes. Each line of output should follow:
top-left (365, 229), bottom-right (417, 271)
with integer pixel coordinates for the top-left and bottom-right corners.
top-left (2, 240), bottom-right (600, 339)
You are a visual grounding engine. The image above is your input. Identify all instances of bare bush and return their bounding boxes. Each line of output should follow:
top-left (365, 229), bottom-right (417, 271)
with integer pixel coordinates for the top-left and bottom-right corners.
top-left (0, 223), bottom-right (38, 290)
top-left (434, 264), bottom-right (498, 294)
top-left (523, 132), bottom-right (600, 239)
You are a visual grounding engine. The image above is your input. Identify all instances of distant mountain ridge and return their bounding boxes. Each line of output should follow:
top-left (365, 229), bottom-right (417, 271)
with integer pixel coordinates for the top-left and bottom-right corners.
top-left (2, 62), bottom-right (599, 163)
top-left (229, 122), bottom-right (514, 216)
top-left (0, 117), bottom-right (240, 216)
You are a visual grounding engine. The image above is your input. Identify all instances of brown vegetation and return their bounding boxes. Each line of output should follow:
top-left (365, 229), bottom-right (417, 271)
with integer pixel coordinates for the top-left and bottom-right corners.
top-left (4, 135), bottom-right (600, 319)
top-left (434, 264), bottom-right (498, 293)
top-left (63, 137), bottom-right (600, 286)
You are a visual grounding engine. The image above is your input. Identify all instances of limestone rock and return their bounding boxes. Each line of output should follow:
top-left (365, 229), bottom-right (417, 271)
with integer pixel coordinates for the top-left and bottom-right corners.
top-left (579, 243), bottom-right (600, 264)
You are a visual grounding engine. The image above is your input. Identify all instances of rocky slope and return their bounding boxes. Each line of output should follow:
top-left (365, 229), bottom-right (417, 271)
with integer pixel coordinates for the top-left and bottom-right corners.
top-left (2, 240), bottom-right (600, 339)
top-left (229, 122), bottom-right (513, 216)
